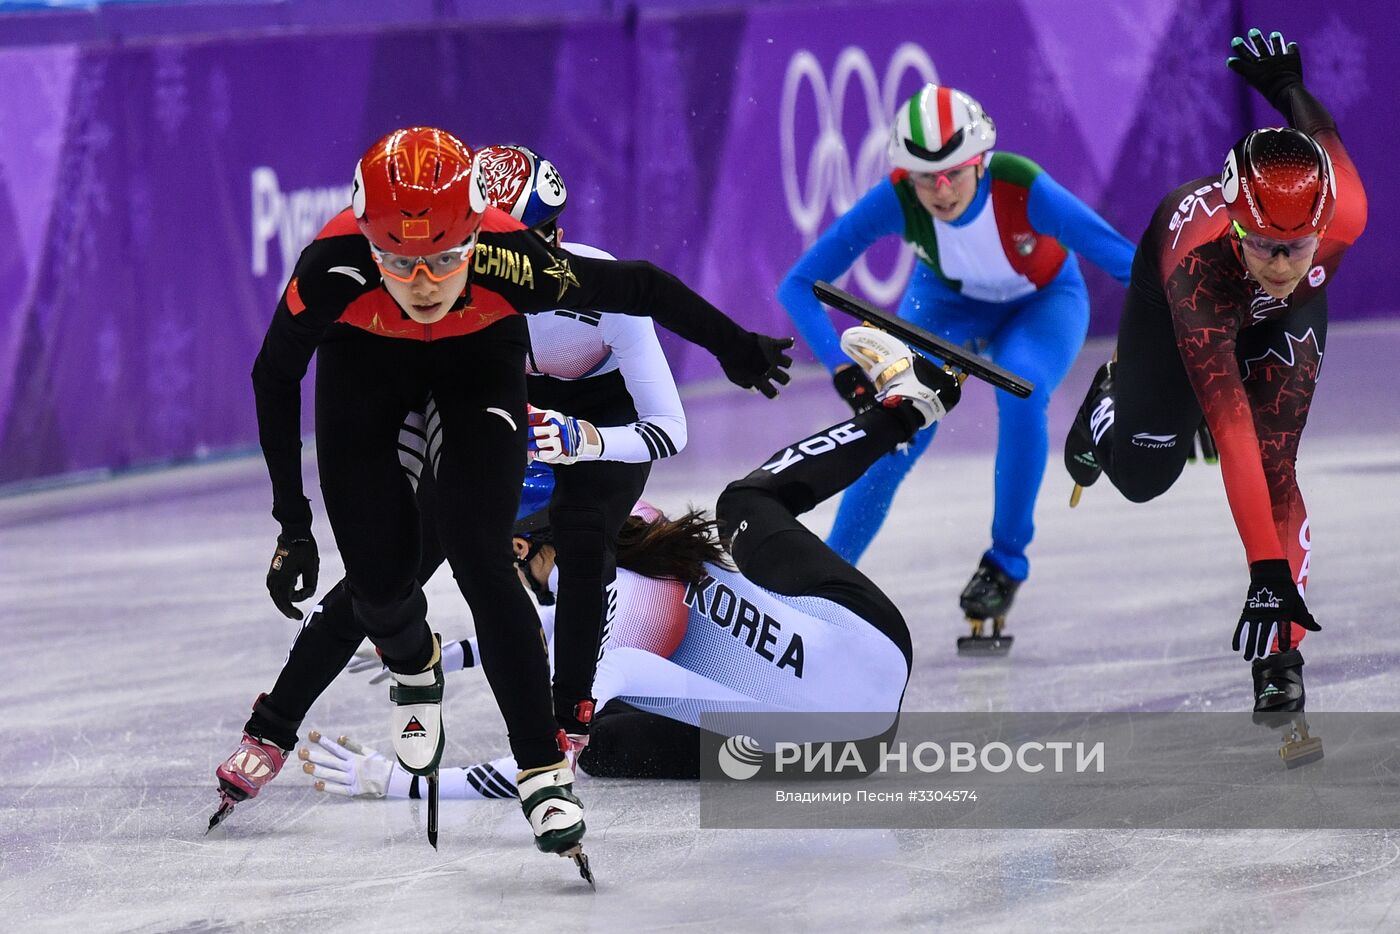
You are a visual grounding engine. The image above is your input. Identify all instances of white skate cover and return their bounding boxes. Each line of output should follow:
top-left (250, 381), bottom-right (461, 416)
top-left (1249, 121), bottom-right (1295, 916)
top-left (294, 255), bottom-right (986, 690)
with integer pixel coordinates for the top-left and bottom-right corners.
top-left (388, 665), bottom-right (444, 776)
top-left (840, 326), bottom-right (948, 425)
top-left (517, 762), bottom-right (586, 853)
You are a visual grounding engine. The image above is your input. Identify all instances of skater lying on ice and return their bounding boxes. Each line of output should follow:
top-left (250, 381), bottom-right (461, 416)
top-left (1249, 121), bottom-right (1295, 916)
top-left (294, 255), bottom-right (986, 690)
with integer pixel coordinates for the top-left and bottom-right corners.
top-left (301, 326), bottom-right (967, 798)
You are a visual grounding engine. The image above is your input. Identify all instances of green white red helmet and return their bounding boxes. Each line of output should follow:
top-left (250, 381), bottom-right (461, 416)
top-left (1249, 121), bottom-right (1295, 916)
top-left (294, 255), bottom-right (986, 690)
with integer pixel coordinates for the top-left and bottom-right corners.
top-left (888, 84), bottom-right (996, 173)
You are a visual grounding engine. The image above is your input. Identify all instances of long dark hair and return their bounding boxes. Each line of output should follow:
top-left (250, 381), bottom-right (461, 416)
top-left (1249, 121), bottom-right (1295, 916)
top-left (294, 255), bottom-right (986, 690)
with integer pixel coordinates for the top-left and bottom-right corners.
top-left (615, 508), bottom-right (732, 584)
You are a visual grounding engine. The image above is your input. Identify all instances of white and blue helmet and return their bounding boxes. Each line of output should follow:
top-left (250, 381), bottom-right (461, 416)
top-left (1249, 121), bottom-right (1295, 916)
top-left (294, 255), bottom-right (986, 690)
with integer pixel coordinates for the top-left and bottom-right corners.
top-left (473, 144), bottom-right (568, 232)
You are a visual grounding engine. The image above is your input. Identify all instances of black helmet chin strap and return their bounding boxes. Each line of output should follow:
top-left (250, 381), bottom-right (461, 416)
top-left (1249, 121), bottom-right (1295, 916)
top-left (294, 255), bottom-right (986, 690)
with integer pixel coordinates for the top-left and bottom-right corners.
top-left (515, 537), bottom-right (555, 605)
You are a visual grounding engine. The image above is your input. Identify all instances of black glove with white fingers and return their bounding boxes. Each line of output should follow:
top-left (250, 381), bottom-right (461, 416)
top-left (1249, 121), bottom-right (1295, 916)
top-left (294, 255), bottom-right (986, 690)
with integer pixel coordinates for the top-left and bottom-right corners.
top-left (719, 332), bottom-right (795, 398)
top-left (1227, 28), bottom-right (1304, 112)
top-left (1232, 559), bottom-right (1320, 661)
top-left (832, 365), bottom-right (878, 414)
top-left (266, 531), bottom-right (319, 620)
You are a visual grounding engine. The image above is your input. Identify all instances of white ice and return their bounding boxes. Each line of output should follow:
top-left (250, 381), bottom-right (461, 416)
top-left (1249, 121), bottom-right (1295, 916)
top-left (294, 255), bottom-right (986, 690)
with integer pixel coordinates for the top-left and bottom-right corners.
top-left (3, 326), bottom-right (1399, 932)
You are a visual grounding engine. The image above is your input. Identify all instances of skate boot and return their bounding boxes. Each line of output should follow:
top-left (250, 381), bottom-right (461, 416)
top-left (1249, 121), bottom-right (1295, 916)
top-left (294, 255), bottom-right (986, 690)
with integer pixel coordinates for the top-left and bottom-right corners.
top-left (1065, 361), bottom-right (1114, 507)
top-left (1251, 649), bottom-right (1322, 768)
top-left (840, 326), bottom-right (962, 428)
top-left (208, 693), bottom-right (297, 832)
top-left (957, 557), bottom-right (1021, 656)
top-left (518, 755), bottom-right (593, 888)
top-left (388, 634), bottom-right (446, 846)
top-left (209, 733), bottom-right (290, 832)
top-left (388, 633), bottom-right (445, 776)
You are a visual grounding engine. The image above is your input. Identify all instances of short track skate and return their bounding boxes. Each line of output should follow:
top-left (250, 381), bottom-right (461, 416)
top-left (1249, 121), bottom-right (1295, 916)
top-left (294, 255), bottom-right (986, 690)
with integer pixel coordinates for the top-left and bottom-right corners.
top-left (207, 727), bottom-right (290, 833)
top-left (957, 557), bottom-right (1019, 656)
top-left (1276, 716), bottom-right (1324, 768)
top-left (1252, 649), bottom-right (1323, 768)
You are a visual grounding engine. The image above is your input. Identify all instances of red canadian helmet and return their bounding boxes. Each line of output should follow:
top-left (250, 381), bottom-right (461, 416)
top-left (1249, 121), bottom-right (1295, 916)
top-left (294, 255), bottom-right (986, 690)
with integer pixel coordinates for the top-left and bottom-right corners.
top-left (352, 127), bottom-right (487, 254)
top-left (1220, 128), bottom-right (1335, 238)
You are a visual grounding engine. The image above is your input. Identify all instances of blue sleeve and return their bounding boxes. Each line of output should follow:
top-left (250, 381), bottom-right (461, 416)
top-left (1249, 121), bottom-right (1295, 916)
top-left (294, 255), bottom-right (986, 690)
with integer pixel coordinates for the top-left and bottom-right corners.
top-left (1026, 173), bottom-right (1135, 286)
top-left (778, 181), bottom-right (906, 372)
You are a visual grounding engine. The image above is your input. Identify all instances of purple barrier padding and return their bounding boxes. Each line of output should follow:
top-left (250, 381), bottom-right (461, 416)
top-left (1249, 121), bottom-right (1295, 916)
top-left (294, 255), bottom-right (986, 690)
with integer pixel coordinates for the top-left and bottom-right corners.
top-left (630, 0), bottom-right (1164, 380)
top-left (0, 1), bottom-right (1391, 485)
top-left (0, 20), bottom-right (633, 483)
top-left (0, 0), bottom-right (615, 46)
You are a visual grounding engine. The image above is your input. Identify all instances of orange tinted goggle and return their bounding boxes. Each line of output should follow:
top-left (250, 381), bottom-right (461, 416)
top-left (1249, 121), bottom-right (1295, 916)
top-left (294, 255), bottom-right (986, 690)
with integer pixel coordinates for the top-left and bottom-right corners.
top-left (371, 236), bottom-right (475, 283)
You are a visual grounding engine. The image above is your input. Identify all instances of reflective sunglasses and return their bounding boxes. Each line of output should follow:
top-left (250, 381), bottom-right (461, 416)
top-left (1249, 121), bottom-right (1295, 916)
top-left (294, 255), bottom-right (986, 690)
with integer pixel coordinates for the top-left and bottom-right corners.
top-left (1232, 220), bottom-right (1320, 260)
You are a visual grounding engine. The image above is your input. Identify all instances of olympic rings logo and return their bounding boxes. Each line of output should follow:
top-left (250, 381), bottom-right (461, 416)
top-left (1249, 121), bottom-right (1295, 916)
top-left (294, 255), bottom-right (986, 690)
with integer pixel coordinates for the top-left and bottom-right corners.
top-left (780, 44), bottom-right (938, 305)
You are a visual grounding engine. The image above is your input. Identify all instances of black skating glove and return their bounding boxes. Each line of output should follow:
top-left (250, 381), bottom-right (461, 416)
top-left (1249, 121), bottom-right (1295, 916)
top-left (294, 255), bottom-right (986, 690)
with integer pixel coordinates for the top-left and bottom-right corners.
top-left (1227, 28), bottom-right (1304, 113)
top-left (267, 533), bottom-right (319, 620)
top-left (719, 333), bottom-right (795, 399)
top-left (832, 365), bottom-right (877, 414)
top-left (1232, 559), bottom-right (1319, 661)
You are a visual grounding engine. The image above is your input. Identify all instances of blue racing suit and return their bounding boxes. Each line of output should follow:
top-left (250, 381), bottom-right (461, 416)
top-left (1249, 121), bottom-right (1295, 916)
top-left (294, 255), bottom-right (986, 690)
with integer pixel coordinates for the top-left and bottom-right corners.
top-left (779, 152), bottom-right (1133, 578)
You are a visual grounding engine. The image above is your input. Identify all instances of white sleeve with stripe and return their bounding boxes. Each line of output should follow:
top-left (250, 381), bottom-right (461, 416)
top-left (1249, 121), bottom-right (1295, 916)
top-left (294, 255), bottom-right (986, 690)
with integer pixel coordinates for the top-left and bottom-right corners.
top-left (388, 754), bottom-right (521, 800)
top-left (594, 312), bottom-right (688, 463)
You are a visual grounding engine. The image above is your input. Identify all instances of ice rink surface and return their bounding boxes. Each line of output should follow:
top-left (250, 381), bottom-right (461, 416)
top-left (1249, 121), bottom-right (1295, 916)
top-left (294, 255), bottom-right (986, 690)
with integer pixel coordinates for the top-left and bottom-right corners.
top-left (3, 326), bottom-right (1399, 933)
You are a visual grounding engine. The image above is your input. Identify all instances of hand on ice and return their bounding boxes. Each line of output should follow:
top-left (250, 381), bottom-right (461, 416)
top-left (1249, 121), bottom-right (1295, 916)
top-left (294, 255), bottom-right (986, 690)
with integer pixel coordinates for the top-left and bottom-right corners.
top-left (347, 640), bottom-right (469, 683)
top-left (346, 643), bottom-right (392, 684)
top-left (299, 731), bottom-right (396, 799)
top-left (1232, 559), bottom-right (1320, 661)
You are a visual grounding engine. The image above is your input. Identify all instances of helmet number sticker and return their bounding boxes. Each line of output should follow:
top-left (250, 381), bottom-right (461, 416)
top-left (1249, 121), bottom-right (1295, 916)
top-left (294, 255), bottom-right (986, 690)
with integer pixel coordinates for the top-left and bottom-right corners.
top-left (538, 161), bottom-right (566, 206)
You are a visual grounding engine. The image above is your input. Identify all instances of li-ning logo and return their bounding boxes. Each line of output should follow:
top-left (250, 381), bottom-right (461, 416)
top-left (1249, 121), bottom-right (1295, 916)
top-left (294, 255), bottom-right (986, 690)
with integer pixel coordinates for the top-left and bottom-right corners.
top-left (1088, 397), bottom-right (1115, 445)
top-left (780, 44), bottom-right (938, 306)
top-left (1247, 588), bottom-right (1283, 611)
top-left (1131, 432), bottom-right (1176, 449)
top-left (718, 735), bottom-right (764, 780)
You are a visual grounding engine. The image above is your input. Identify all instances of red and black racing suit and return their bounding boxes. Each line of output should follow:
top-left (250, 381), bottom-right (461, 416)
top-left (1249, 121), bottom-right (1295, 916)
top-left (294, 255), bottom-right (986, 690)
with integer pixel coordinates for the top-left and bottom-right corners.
top-left (1093, 84), bottom-right (1366, 649)
top-left (250, 206), bottom-right (764, 770)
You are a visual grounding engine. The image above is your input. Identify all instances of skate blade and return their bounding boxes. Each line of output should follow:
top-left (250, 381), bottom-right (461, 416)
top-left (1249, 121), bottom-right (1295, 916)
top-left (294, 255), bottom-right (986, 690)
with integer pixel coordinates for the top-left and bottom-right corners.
top-left (1281, 736), bottom-right (1324, 769)
top-left (426, 772), bottom-right (439, 850)
top-left (562, 844), bottom-right (596, 889)
top-left (1069, 484), bottom-right (1083, 508)
top-left (957, 634), bottom-right (1014, 656)
top-left (206, 798), bottom-right (236, 835)
top-left (958, 617), bottom-right (1013, 656)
